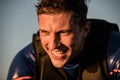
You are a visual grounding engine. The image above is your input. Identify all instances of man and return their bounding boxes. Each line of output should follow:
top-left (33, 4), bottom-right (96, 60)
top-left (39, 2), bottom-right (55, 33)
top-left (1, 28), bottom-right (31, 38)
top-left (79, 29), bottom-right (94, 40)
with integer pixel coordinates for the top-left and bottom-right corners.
top-left (7, 0), bottom-right (120, 80)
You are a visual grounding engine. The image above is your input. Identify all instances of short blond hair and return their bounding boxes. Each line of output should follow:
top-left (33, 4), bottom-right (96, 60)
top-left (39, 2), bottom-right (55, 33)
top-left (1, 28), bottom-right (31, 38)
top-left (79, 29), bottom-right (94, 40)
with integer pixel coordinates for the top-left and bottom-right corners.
top-left (36, 0), bottom-right (88, 27)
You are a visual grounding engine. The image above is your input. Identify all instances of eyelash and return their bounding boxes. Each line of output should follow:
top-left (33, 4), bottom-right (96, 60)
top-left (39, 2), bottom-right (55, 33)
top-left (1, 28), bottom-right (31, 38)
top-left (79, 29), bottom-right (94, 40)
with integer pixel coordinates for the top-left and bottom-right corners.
top-left (40, 30), bottom-right (50, 35)
top-left (59, 31), bottom-right (72, 36)
top-left (40, 30), bottom-right (72, 36)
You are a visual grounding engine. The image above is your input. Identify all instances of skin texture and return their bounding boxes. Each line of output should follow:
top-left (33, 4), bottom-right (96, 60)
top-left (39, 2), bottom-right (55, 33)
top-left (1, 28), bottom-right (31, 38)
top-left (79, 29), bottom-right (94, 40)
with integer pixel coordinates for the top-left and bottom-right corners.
top-left (38, 12), bottom-right (90, 68)
top-left (13, 76), bottom-right (34, 80)
top-left (109, 69), bottom-right (120, 75)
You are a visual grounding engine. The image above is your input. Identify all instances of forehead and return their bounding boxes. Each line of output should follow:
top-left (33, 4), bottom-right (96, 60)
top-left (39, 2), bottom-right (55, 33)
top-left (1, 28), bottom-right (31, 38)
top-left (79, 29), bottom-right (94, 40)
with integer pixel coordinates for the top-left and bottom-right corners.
top-left (38, 13), bottom-right (74, 30)
top-left (38, 13), bottom-right (72, 22)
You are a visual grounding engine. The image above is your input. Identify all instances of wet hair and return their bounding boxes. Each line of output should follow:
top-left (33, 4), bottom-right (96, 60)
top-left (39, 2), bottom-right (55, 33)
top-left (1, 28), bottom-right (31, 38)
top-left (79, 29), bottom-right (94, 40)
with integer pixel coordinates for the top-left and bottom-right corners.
top-left (36, 0), bottom-right (88, 27)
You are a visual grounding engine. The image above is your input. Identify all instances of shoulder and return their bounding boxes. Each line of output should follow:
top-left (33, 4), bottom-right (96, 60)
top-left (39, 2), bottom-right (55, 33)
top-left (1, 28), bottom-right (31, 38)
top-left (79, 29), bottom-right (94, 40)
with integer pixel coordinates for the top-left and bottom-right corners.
top-left (7, 43), bottom-right (35, 80)
top-left (107, 31), bottom-right (120, 79)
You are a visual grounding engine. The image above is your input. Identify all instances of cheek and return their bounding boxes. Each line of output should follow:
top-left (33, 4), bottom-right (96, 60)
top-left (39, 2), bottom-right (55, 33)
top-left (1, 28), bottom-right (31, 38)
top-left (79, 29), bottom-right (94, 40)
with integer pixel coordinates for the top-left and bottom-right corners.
top-left (70, 34), bottom-right (82, 50)
top-left (61, 35), bottom-right (75, 48)
top-left (62, 38), bottom-right (72, 46)
top-left (40, 35), bottom-right (48, 48)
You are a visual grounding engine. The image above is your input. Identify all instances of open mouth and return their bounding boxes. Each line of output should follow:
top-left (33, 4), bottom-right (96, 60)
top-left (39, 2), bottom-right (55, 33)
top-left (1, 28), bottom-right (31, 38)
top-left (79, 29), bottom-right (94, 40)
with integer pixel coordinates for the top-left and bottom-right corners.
top-left (47, 44), bottom-right (69, 60)
top-left (51, 49), bottom-right (68, 59)
top-left (52, 50), bottom-right (63, 56)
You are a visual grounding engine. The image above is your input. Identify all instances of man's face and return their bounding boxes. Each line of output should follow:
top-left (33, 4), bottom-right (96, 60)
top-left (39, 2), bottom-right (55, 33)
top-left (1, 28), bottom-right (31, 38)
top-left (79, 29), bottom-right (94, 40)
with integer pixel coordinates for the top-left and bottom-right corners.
top-left (38, 13), bottom-right (90, 68)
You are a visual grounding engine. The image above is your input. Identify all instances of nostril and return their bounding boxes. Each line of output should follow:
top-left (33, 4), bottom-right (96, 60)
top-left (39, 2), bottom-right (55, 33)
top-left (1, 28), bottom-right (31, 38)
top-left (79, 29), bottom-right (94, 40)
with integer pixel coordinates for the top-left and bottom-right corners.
top-left (48, 42), bottom-right (62, 51)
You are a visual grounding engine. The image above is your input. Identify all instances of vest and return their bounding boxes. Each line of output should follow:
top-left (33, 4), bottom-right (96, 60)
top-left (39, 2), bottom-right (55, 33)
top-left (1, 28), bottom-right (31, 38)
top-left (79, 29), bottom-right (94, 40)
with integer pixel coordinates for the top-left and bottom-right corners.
top-left (33, 19), bottom-right (119, 80)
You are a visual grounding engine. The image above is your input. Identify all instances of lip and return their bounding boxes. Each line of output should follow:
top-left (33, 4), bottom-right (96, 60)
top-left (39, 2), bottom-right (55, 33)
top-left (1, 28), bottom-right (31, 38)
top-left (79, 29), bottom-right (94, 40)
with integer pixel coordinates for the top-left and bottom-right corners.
top-left (51, 51), bottom-right (66, 60)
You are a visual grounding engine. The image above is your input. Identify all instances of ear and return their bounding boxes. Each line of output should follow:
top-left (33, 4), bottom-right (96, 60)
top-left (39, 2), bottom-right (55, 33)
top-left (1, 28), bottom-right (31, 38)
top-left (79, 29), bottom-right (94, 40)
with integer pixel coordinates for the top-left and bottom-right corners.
top-left (83, 21), bottom-right (91, 38)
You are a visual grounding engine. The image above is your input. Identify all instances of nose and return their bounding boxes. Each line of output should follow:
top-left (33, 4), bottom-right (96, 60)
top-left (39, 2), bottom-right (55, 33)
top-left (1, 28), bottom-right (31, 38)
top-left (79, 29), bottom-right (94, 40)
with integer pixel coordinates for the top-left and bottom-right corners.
top-left (49, 34), bottom-right (60, 51)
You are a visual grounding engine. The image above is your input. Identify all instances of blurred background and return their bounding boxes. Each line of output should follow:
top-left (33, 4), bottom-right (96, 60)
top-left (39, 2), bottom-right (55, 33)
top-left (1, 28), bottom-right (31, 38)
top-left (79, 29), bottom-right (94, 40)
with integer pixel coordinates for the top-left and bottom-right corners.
top-left (0, 0), bottom-right (120, 79)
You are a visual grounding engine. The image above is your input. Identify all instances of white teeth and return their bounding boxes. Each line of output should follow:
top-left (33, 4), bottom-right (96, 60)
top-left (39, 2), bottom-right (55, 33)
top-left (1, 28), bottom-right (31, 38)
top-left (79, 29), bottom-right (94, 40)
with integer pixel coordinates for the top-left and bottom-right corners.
top-left (52, 51), bottom-right (63, 56)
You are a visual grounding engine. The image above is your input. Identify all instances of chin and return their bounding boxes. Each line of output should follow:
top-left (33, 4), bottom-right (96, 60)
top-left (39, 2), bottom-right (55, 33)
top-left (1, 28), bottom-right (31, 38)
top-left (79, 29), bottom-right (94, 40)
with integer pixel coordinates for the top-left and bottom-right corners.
top-left (51, 60), bottom-right (67, 68)
top-left (53, 64), bottom-right (64, 68)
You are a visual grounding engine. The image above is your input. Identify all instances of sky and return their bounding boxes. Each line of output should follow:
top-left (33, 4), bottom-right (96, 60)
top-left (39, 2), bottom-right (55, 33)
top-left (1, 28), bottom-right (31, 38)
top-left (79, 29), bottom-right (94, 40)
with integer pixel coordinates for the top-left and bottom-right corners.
top-left (0, 0), bottom-right (120, 80)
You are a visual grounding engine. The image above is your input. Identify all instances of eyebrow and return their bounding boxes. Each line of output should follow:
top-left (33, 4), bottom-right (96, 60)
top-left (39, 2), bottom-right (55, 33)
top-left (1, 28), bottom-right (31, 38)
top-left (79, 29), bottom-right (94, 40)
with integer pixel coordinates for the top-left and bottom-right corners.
top-left (39, 28), bottom-right (47, 31)
top-left (39, 28), bottom-right (73, 33)
top-left (39, 29), bottom-right (49, 32)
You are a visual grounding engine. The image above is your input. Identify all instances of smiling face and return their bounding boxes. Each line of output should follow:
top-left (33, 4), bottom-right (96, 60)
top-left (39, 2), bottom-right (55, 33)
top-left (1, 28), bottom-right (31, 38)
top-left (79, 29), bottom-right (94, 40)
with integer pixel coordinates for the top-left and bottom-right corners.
top-left (38, 12), bottom-right (90, 68)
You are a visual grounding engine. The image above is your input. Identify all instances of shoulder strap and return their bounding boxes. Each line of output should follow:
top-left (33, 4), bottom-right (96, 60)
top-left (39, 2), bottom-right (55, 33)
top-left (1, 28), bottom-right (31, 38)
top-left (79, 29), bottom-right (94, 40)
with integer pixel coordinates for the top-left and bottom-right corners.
top-left (32, 31), bottom-right (47, 80)
top-left (81, 19), bottom-right (119, 80)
